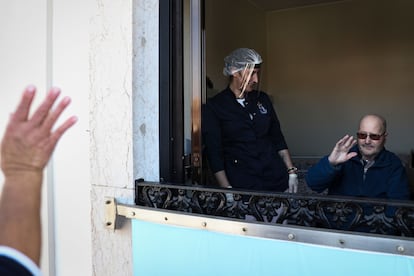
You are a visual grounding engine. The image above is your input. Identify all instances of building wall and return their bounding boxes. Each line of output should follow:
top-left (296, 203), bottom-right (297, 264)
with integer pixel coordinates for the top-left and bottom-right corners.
top-left (266, 0), bottom-right (414, 156)
top-left (0, 1), bottom-right (53, 274)
top-left (90, 0), bottom-right (159, 275)
top-left (205, 0), bottom-right (268, 93)
top-left (0, 0), bottom-right (94, 274)
top-left (0, 0), bottom-right (159, 275)
top-left (89, 0), bottom-right (133, 275)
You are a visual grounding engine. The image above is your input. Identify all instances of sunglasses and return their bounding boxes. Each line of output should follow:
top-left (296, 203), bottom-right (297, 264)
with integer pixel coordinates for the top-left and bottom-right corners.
top-left (356, 132), bottom-right (384, 140)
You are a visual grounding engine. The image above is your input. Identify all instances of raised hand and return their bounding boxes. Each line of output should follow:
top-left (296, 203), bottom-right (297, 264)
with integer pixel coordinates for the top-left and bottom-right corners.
top-left (0, 85), bottom-right (77, 266)
top-left (328, 135), bottom-right (357, 166)
top-left (1, 85), bottom-right (77, 178)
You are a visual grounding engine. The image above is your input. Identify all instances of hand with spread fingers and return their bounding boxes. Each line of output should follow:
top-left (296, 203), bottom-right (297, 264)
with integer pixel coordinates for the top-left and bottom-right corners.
top-left (0, 85), bottom-right (77, 272)
top-left (1, 86), bottom-right (77, 177)
top-left (327, 135), bottom-right (357, 166)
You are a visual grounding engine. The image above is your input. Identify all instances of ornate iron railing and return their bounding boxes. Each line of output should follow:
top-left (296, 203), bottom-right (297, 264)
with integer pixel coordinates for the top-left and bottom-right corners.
top-left (135, 181), bottom-right (414, 237)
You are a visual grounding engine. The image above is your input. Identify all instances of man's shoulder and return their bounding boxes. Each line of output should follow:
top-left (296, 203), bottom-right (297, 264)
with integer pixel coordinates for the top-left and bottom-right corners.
top-left (377, 148), bottom-right (405, 167)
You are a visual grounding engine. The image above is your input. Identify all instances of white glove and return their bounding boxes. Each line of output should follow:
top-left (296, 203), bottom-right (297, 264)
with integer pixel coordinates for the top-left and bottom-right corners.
top-left (225, 185), bottom-right (234, 204)
top-left (288, 173), bottom-right (298, 193)
top-left (225, 193), bottom-right (234, 204)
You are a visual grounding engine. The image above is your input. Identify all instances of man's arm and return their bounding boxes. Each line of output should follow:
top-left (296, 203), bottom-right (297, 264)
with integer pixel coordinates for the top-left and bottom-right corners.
top-left (387, 161), bottom-right (410, 200)
top-left (305, 156), bottom-right (340, 192)
top-left (0, 86), bottom-right (77, 265)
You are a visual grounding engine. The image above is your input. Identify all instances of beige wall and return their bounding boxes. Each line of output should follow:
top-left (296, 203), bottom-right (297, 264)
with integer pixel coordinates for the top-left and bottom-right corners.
top-left (206, 0), bottom-right (414, 157)
top-left (205, 0), bottom-right (268, 93)
top-left (266, 0), bottom-right (414, 156)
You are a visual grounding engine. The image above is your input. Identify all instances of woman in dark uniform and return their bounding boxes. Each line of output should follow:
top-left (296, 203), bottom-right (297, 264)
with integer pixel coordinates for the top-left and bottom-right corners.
top-left (202, 48), bottom-right (298, 192)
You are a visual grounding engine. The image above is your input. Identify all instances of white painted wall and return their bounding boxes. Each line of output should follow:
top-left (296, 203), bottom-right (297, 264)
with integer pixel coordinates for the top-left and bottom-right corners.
top-left (52, 0), bottom-right (93, 275)
top-left (89, 0), bottom-right (134, 275)
top-left (1, 0), bottom-right (94, 274)
top-left (1, 0), bottom-right (160, 275)
top-left (90, 0), bottom-right (160, 274)
top-left (0, 1), bottom-right (54, 274)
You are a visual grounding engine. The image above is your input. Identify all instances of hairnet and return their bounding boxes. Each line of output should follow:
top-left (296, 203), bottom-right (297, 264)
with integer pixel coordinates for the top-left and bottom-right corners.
top-left (223, 48), bottom-right (263, 76)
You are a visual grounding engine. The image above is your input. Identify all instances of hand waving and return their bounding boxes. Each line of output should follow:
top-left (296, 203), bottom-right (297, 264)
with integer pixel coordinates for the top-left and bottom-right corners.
top-left (1, 86), bottom-right (77, 178)
top-left (327, 135), bottom-right (357, 166)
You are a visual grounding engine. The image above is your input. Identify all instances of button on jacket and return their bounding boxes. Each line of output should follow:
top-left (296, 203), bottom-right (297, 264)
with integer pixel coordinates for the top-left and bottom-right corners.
top-left (202, 87), bottom-right (289, 191)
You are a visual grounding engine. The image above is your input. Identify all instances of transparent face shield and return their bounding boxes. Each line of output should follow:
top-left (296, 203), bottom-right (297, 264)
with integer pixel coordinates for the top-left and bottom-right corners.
top-left (223, 48), bottom-right (263, 98)
top-left (237, 63), bottom-right (261, 99)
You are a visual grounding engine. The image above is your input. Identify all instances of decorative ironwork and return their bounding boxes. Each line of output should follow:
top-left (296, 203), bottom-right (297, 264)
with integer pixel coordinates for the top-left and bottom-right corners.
top-left (135, 181), bottom-right (414, 237)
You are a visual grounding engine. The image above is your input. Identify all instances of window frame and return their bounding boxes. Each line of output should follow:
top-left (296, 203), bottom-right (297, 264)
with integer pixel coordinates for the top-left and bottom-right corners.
top-left (154, 0), bottom-right (414, 245)
top-left (159, 0), bottom-right (185, 184)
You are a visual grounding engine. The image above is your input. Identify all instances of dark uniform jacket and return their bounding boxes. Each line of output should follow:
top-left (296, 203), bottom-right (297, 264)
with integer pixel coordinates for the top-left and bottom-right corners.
top-left (202, 87), bottom-right (289, 191)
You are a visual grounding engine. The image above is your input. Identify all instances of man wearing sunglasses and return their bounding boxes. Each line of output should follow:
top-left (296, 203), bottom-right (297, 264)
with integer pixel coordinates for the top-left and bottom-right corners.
top-left (305, 114), bottom-right (410, 200)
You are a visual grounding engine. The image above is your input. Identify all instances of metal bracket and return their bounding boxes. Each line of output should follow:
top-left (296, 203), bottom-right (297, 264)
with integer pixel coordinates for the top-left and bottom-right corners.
top-left (104, 197), bottom-right (117, 231)
top-left (104, 197), bottom-right (140, 231)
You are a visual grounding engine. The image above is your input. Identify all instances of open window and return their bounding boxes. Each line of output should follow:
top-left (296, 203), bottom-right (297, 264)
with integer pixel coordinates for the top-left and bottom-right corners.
top-left (161, 0), bottom-right (414, 190)
top-left (153, 0), bottom-right (414, 238)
